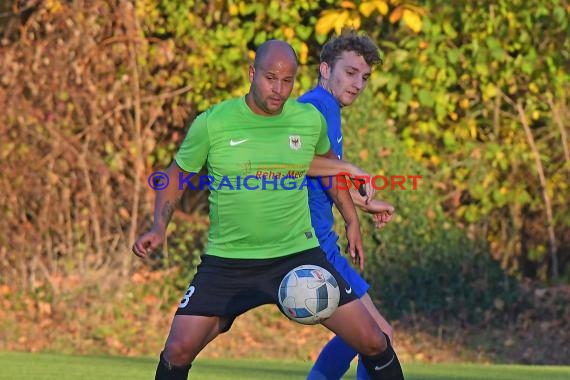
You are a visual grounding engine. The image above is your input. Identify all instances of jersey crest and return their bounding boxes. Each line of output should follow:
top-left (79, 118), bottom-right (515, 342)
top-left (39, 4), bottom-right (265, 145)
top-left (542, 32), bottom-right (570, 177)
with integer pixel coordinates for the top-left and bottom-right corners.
top-left (289, 135), bottom-right (302, 150)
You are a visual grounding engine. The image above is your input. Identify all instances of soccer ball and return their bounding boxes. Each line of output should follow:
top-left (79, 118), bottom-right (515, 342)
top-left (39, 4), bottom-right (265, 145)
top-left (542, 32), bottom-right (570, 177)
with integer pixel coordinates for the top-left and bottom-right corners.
top-left (278, 264), bottom-right (340, 325)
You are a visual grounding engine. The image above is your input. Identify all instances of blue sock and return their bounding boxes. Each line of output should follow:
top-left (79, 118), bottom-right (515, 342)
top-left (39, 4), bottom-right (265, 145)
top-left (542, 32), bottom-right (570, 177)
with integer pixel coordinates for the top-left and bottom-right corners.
top-left (307, 335), bottom-right (357, 380)
top-left (356, 355), bottom-right (371, 380)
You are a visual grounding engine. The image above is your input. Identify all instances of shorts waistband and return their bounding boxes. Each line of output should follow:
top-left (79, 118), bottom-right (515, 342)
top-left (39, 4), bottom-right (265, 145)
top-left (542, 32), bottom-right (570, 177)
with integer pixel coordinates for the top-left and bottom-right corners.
top-left (202, 247), bottom-right (322, 268)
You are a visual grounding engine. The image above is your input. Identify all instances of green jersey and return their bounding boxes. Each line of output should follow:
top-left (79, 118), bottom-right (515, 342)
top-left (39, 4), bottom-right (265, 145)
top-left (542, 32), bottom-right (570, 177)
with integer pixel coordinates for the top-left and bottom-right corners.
top-left (175, 96), bottom-right (330, 259)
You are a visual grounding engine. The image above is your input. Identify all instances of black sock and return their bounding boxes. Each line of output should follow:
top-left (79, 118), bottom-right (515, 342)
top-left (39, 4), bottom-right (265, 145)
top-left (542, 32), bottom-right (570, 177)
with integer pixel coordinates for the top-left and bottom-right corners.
top-left (155, 351), bottom-right (192, 380)
top-left (361, 333), bottom-right (404, 380)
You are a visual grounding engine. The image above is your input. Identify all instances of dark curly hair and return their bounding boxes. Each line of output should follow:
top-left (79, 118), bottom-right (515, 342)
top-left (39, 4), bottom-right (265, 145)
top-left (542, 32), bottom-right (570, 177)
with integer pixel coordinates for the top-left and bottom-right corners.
top-left (319, 29), bottom-right (382, 77)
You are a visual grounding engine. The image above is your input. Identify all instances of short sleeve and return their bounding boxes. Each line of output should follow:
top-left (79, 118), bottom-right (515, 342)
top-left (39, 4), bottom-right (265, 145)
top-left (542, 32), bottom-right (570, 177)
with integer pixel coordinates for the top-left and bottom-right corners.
top-left (314, 112), bottom-right (331, 155)
top-left (175, 112), bottom-right (210, 173)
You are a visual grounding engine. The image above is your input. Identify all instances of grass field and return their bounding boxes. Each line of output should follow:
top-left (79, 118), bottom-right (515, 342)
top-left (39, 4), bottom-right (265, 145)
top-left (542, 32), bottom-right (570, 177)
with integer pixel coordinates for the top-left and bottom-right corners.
top-left (1, 351), bottom-right (569, 380)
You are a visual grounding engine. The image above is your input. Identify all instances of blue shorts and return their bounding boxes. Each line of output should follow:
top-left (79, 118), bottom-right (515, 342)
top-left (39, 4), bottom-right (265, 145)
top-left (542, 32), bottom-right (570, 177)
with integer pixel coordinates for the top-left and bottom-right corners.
top-left (320, 238), bottom-right (369, 298)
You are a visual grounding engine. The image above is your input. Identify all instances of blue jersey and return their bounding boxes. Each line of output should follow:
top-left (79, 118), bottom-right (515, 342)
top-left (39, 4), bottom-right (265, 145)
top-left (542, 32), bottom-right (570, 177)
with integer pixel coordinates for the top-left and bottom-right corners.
top-left (298, 85), bottom-right (343, 252)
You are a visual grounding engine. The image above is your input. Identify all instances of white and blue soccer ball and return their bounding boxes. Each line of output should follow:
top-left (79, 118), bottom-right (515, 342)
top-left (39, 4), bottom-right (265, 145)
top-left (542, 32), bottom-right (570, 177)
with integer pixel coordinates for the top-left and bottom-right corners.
top-left (278, 264), bottom-right (341, 325)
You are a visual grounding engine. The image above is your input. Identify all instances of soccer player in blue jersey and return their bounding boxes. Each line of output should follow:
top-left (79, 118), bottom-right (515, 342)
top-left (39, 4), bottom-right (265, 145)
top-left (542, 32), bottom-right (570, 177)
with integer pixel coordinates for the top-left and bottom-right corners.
top-left (300, 30), bottom-right (401, 380)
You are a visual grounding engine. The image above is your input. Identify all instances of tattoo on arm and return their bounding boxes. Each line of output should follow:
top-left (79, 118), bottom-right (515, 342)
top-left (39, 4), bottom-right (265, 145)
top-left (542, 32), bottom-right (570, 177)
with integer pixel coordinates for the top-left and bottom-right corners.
top-left (160, 197), bottom-right (180, 225)
top-left (161, 201), bottom-right (174, 224)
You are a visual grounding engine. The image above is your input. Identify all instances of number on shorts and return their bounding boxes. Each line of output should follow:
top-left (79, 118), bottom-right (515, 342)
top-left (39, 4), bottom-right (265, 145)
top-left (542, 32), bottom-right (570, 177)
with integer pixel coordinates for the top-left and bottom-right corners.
top-left (178, 285), bottom-right (195, 308)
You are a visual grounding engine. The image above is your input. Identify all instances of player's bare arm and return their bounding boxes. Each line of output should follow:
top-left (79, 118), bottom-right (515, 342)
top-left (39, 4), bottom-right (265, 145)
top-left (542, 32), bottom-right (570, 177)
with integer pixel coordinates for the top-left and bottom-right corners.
top-left (315, 150), bottom-right (366, 270)
top-left (132, 161), bottom-right (188, 259)
top-left (307, 155), bottom-right (375, 203)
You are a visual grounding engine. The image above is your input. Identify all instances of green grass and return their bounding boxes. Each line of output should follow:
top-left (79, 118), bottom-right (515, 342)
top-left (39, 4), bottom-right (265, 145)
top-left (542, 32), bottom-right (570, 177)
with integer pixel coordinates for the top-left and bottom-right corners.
top-left (0, 351), bottom-right (569, 379)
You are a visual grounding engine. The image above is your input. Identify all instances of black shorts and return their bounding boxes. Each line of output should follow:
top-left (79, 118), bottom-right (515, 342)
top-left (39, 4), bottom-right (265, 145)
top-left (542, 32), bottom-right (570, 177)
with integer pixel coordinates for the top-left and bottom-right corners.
top-left (175, 247), bottom-right (358, 331)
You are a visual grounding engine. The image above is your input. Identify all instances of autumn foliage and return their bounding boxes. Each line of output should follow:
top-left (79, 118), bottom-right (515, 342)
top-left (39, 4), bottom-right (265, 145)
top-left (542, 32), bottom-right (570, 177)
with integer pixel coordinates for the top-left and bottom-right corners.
top-left (0, 0), bottom-right (569, 363)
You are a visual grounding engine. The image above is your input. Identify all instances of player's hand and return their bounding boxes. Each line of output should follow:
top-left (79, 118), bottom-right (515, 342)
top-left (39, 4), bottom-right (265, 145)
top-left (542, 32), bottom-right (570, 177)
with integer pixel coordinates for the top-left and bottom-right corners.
top-left (346, 164), bottom-right (375, 204)
top-left (132, 229), bottom-right (164, 259)
top-left (365, 200), bottom-right (395, 229)
top-left (353, 174), bottom-right (376, 205)
top-left (345, 221), bottom-right (365, 271)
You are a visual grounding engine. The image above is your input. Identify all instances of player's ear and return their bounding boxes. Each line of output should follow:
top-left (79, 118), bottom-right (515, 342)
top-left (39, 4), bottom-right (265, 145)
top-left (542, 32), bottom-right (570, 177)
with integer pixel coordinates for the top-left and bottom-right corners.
top-left (319, 62), bottom-right (330, 81)
top-left (248, 65), bottom-right (255, 82)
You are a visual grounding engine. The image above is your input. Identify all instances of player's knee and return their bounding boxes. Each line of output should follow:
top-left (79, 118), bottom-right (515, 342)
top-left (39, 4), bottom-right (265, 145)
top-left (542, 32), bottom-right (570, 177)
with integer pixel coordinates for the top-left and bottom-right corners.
top-left (164, 339), bottom-right (195, 366)
top-left (355, 329), bottom-right (388, 356)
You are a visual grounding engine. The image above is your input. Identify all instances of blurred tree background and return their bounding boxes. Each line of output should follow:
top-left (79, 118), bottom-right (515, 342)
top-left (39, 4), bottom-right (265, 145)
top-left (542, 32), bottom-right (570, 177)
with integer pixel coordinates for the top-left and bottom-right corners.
top-left (0, 0), bottom-right (568, 364)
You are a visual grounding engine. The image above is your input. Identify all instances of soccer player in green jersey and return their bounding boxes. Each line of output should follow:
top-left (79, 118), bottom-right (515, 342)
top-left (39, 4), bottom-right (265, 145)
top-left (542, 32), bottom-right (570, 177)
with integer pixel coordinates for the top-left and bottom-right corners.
top-left (132, 40), bottom-right (404, 380)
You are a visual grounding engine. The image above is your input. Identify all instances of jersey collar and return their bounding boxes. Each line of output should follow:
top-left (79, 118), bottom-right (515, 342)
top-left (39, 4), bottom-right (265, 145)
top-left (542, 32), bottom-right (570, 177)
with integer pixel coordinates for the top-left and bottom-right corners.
top-left (315, 84), bottom-right (342, 108)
